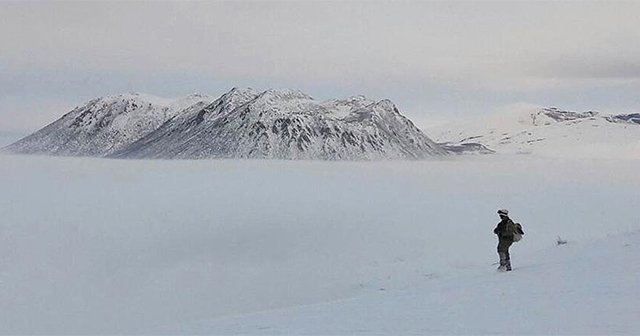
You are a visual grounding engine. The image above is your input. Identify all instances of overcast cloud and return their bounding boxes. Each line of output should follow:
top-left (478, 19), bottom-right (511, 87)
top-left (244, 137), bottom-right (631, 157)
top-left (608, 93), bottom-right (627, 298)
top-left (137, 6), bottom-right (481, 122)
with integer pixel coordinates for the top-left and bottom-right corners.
top-left (1, 1), bottom-right (640, 134)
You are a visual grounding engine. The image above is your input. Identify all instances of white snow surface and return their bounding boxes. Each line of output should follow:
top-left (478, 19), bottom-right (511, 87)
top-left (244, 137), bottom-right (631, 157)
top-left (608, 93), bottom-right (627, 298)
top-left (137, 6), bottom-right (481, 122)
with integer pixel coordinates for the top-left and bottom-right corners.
top-left (428, 106), bottom-right (640, 159)
top-left (156, 233), bottom-right (640, 335)
top-left (0, 153), bottom-right (638, 334)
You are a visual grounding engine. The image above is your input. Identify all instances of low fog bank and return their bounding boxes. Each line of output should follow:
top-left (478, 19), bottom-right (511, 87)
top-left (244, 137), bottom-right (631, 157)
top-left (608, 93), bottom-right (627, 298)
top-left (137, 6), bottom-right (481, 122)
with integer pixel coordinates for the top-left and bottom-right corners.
top-left (0, 155), bottom-right (638, 333)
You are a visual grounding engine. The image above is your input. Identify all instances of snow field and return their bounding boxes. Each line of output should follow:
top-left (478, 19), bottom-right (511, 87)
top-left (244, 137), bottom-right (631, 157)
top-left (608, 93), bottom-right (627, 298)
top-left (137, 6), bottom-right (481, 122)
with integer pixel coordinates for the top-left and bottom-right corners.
top-left (0, 154), bottom-right (638, 333)
top-left (161, 231), bottom-right (640, 334)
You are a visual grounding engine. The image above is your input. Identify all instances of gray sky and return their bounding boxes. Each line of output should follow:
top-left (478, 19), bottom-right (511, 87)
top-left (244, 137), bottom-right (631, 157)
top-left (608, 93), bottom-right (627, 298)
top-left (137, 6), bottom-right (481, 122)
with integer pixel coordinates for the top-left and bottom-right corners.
top-left (1, 0), bottom-right (640, 134)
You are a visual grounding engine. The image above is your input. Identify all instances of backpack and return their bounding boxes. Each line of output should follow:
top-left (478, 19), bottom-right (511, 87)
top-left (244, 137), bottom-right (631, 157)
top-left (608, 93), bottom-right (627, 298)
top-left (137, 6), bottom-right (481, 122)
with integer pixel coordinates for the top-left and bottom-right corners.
top-left (512, 222), bottom-right (525, 242)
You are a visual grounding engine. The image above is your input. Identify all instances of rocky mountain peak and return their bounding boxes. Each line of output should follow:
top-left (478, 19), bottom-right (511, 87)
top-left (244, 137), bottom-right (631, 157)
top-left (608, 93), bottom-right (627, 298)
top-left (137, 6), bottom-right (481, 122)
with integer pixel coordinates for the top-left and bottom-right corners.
top-left (4, 87), bottom-right (448, 160)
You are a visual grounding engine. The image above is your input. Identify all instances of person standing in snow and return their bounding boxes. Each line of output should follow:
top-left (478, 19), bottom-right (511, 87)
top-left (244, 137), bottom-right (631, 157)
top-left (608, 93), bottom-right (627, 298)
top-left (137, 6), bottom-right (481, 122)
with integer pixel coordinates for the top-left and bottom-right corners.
top-left (493, 209), bottom-right (518, 271)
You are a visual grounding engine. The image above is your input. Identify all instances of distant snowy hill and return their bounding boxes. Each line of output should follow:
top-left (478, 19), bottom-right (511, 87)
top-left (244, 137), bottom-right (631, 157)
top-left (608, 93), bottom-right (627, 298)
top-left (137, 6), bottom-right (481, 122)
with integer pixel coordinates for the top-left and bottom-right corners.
top-left (429, 107), bottom-right (640, 158)
top-left (5, 88), bottom-right (447, 160)
top-left (3, 93), bottom-right (215, 157)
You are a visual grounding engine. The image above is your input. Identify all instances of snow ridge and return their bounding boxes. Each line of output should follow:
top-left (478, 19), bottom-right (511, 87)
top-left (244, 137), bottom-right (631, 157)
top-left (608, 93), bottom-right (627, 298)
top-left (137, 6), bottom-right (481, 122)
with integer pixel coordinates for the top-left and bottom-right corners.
top-left (430, 106), bottom-right (640, 158)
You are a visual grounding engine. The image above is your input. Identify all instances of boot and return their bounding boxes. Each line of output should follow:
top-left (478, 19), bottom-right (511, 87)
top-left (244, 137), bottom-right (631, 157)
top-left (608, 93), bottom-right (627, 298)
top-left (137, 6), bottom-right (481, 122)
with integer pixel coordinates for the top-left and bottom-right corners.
top-left (505, 259), bottom-right (512, 271)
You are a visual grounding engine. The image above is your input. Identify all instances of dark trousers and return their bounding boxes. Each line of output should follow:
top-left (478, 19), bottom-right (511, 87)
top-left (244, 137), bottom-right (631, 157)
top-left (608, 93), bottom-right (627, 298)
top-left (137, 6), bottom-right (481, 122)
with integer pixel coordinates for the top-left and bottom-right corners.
top-left (497, 238), bottom-right (513, 267)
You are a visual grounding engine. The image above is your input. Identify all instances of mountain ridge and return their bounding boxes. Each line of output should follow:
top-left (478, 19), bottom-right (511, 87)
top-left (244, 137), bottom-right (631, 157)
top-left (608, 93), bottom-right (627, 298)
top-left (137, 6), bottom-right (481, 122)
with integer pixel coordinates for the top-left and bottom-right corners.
top-left (112, 88), bottom-right (446, 160)
top-left (4, 88), bottom-right (447, 160)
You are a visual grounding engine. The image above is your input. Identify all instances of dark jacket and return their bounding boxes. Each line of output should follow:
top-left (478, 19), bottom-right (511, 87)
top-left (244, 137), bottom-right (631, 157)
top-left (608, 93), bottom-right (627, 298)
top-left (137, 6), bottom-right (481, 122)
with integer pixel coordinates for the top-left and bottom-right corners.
top-left (494, 217), bottom-right (515, 241)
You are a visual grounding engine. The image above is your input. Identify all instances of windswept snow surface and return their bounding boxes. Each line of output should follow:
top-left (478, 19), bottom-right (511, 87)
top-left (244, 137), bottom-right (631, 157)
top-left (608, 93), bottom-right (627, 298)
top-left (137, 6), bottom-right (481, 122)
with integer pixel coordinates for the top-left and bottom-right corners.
top-left (156, 232), bottom-right (640, 335)
top-left (0, 154), bottom-right (638, 334)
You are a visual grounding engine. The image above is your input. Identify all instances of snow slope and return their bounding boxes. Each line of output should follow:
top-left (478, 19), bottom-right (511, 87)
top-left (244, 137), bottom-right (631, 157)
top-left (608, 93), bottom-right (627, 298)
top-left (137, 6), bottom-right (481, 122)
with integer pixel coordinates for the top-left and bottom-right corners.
top-left (0, 154), bottom-right (637, 334)
top-left (156, 232), bottom-right (640, 335)
top-left (429, 106), bottom-right (640, 159)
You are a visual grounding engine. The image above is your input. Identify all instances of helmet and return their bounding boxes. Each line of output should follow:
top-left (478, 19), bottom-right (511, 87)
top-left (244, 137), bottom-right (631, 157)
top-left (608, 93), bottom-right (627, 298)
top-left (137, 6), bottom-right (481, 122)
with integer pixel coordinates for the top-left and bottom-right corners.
top-left (497, 209), bottom-right (509, 216)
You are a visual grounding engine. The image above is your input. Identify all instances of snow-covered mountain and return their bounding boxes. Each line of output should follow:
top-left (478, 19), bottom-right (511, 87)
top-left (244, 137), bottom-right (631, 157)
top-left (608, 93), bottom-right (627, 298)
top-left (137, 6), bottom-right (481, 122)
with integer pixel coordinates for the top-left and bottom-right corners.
top-left (3, 92), bottom-right (215, 157)
top-left (113, 88), bottom-right (446, 160)
top-left (429, 107), bottom-right (640, 158)
top-left (4, 88), bottom-right (446, 160)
